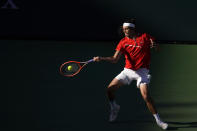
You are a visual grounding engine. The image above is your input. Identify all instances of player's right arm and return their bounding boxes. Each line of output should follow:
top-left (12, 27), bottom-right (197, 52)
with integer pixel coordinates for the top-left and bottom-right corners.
top-left (93, 50), bottom-right (122, 63)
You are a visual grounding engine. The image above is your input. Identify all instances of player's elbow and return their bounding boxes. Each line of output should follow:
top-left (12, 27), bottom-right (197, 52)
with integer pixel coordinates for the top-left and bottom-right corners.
top-left (111, 57), bottom-right (119, 63)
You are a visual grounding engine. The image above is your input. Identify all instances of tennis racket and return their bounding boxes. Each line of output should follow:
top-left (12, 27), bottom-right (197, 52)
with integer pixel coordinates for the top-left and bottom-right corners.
top-left (59, 59), bottom-right (94, 77)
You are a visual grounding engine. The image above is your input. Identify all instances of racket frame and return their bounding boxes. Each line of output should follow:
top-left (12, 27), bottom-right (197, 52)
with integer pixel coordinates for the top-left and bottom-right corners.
top-left (59, 59), bottom-right (94, 77)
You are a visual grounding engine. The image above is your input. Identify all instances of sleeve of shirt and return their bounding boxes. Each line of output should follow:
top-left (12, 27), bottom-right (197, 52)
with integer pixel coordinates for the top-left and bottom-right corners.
top-left (143, 33), bottom-right (156, 46)
top-left (145, 33), bottom-right (155, 42)
top-left (115, 39), bottom-right (124, 53)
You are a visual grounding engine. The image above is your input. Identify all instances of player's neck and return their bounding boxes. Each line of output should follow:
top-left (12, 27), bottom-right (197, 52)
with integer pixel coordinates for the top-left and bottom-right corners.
top-left (126, 34), bottom-right (136, 40)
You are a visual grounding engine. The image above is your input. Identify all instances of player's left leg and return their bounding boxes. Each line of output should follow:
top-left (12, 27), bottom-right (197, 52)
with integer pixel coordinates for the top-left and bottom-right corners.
top-left (139, 84), bottom-right (157, 114)
top-left (139, 84), bottom-right (168, 130)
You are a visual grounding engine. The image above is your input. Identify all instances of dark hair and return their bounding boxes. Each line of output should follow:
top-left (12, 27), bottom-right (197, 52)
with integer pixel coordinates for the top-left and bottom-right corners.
top-left (123, 18), bottom-right (136, 25)
top-left (118, 18), bottom-right (136, 37)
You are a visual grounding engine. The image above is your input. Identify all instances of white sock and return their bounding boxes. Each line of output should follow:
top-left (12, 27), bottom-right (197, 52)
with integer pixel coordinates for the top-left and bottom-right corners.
top-left (153, 113), bottom-right (162, 123)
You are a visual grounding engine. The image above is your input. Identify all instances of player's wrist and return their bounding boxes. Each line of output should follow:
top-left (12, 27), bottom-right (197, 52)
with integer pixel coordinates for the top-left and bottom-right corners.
top-left (100, 57), bottom-right (105, 61)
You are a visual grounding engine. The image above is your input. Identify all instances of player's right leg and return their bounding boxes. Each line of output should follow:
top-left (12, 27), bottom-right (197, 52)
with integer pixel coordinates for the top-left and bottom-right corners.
top-left (107, 78), bottom-right (124, 122)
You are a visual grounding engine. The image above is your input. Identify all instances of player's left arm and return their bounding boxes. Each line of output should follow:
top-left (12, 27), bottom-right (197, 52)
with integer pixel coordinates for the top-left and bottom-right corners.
top-left (150, 38), bottom-right (159, 51)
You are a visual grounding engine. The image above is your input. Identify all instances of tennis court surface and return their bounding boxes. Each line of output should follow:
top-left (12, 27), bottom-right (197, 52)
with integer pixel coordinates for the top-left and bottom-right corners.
top-left (1, 40), bottom-right (197, 131)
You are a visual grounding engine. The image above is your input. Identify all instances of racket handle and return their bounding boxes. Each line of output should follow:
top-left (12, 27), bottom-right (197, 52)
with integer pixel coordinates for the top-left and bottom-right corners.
top-left (87, 59), bottom-right (94, 63)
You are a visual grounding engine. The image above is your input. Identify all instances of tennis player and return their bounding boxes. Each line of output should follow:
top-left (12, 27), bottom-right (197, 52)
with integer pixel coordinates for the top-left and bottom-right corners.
top-left (93, 19), bottom-right (168, 130)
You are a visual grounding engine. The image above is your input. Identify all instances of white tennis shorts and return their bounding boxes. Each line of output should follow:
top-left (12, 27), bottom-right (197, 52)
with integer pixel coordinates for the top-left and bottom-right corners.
top-left (115, 68), bottom-right (151, 88)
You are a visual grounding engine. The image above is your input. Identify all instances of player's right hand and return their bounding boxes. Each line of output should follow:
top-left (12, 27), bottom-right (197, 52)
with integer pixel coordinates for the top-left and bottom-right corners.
top-left (93, 56), bottom-right (101, 62)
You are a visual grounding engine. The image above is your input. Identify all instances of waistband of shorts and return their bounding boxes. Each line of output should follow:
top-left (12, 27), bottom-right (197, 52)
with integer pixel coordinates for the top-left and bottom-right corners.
top-left (124, 68), bottom-right (149, 71)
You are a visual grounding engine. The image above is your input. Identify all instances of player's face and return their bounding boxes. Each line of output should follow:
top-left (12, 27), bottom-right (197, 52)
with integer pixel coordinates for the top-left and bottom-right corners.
top-left (123, 26), bottom-right (135, 37)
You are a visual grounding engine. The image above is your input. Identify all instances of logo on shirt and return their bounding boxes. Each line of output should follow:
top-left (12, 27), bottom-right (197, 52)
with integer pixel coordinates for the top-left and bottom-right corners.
top-left (125, 44), bottom-right (142, 48)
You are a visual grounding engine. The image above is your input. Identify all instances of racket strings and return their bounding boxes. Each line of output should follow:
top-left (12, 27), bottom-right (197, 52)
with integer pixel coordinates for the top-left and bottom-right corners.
top-left (61, 62), bottom-right (81, 76)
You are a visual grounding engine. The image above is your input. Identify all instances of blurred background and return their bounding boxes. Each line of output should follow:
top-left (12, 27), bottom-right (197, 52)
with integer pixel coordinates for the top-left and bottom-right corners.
top-left (1, 0), bottom-right (197, 41)
top-left (1, 0), bottom-right (197, 131)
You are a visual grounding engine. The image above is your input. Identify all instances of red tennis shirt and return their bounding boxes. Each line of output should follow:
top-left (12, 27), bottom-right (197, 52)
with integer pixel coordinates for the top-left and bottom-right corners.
top-left (116, 33), bottom-right (155, 70)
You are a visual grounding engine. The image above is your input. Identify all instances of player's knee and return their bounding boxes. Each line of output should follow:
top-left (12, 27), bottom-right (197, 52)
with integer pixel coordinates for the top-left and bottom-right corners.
top-left (107, 85), bottom-right (113, 92)
top-left (107, 85), bottom-right (116, 93)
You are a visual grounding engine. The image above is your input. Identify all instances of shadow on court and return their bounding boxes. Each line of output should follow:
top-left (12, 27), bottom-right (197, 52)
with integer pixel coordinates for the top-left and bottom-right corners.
top-left (156, 102), bottom-right (197, 130)
top-left (167, 121), bottom-right (197, 130)
top-left (157, 102), bottom-right (197, 108)
top-left (110, 119), bottom-right (152, 124)
top-left (113, 120), bottom-right (197, 130)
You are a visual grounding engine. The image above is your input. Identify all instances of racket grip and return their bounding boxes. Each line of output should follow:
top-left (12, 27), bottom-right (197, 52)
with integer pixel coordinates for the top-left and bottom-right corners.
top-left (87, 59), bottom-right (94, 63)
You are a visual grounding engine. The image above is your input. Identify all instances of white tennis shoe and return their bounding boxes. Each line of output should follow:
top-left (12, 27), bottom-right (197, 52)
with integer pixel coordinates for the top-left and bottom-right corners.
top-left (109, 104), bottom-right (120, 122)
top-left (156, 120), bottom-right (168, 130)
